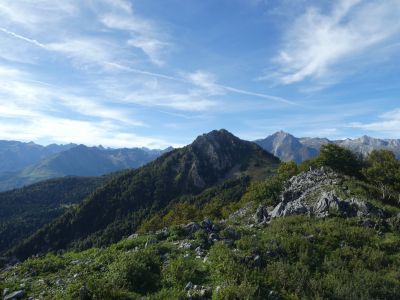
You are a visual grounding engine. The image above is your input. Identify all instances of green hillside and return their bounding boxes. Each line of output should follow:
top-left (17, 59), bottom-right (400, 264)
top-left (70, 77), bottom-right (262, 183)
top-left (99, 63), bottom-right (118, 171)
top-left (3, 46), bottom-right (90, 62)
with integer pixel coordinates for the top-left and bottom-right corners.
top-left (0, 176), bottom-right (107, 256)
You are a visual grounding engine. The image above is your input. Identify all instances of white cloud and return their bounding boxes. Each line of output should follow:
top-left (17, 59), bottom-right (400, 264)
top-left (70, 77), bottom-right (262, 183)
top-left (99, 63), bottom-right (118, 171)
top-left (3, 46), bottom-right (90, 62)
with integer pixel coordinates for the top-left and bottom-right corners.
top-left (123, 90), bottom-right (218, 112)
top-left (128, 37), bottom-right (168, 66)
top-left (350, 108), bottom-right (400, 137)
top-left (101, 0), bottom-right (133, 13)
top-left (46, 38), bottom-right (117, 68)
top-left (0, 1), bottom-right (78, 30)
top-left (0, 1), bottom-right (169, 68)
top-left (0, 67), bottom-right (144, 128)
top-left (100, 10), bottom-right (169, 66)
top-left (186, 71), bottom-right (225, 95)
top-left (101, 13), bottom-right (152, 33)
top-left (271, 0), bottom-right (400, 84)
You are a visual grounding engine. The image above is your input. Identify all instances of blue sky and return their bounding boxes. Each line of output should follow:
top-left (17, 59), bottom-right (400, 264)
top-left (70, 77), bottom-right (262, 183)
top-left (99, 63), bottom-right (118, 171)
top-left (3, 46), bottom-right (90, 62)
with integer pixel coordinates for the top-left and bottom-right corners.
top-left (0, 0), bottom-right (399, 148)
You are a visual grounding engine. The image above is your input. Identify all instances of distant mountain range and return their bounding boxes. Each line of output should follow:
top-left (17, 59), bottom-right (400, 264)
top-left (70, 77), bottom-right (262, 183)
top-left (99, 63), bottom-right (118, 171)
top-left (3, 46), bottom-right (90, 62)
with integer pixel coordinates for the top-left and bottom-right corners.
top-left (255, 131), bottom-right (400, 163)
top-left (0, 141), bottom-right (172, 191)
top-left (0, 140), bottom-right (76, 173)
top-left (0, 131), bottom-right (398, 192)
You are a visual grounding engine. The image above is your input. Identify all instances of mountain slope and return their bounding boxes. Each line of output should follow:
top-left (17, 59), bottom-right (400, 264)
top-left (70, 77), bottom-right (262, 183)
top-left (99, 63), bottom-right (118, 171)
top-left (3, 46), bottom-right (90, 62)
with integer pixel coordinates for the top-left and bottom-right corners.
top-left (2, 167), bottom-right (400, 299)
top-left (0, 140), bottom-right (76, 173)
top-left (12, 129), bottom-right (280, 258)
top-left (0, 145), bottom-right (169, 192)
top-left (0, 176), bottom-right (107, 255)
top-left (255, 131), bottom-right (318, 163)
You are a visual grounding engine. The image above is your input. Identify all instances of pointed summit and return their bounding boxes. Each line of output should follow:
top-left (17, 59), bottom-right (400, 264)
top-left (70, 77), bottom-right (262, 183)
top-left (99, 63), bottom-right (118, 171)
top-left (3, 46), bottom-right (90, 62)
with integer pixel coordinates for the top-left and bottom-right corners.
top-left (192, 129), bottom-right (239, 146)
top-left (255, 131), bottom-right (318, 163)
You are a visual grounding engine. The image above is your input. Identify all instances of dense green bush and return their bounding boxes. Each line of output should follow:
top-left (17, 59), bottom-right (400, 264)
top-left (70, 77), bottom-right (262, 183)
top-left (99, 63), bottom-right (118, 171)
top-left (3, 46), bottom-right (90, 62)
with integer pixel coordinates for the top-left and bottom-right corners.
top-left (363, 149), bottom-right (400, 202)
top-left (300, 144), bottom-right (363, 177)
top-left (162, 256), bottom-right (207, 288)
top-left (108, 249), bottom-right (161, 294)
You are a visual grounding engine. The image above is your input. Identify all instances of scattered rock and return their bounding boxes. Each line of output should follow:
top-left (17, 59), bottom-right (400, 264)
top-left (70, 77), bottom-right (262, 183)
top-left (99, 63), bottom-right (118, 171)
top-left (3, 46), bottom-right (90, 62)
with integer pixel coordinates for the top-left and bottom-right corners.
top-left (304, 234), bottom-right (316, 242)
top-left (201, 219), bottom-right (213, 231)
top-left (4, 290), bottom-right (24, 300)
top-left (2, 288), bottom-right (9, 297)
top-left (127, 233), bottom-right (138, 240)
top-left (253, 255), bottom-right (262, 267)
top-left (179, 241), bottom-right (193, 250)
top-left (156, 228), bottom-right (168, 240)
top-left (186, 284), bottom-right (211, 299)
top-left (211, 224), bottom-right (220, 232)
top-left (145, 238), bottom-right (157, 248)
top-left (254, 204), bottom-right (269, 223)
top-left (55, 278), bottom-right (65, 286)
top-left (185, 222), bottom-right (201, 233)
top-left (208, 233), bottom-right (219, 243)
top-left (185, 281), bottom-right (193, 290)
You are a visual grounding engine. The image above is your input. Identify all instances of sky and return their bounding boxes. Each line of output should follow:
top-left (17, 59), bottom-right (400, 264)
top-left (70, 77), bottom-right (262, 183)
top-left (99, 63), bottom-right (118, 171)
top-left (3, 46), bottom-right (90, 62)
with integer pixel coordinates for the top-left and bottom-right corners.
top-left (0, 0), bottom-right (399, 148)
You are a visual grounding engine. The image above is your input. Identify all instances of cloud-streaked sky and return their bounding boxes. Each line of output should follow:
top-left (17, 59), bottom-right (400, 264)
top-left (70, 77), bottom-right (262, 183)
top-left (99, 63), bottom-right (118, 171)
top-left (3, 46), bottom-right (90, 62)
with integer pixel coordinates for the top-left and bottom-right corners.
top-left (0, 0), bottom-right (399, 148)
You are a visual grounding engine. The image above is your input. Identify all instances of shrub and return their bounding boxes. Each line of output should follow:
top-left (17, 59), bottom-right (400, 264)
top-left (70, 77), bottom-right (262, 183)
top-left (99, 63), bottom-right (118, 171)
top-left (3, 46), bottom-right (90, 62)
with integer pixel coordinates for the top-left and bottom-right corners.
top-left (108, 249), bottom-right (161, 294)
top-left (162, 256), bottom-right (207, 288)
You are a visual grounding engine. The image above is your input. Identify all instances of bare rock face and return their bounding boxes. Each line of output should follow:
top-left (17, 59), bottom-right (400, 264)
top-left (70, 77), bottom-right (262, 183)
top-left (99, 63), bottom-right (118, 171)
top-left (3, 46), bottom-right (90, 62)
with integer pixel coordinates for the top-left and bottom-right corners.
top-left (269, 167), bottom-right (387, 219)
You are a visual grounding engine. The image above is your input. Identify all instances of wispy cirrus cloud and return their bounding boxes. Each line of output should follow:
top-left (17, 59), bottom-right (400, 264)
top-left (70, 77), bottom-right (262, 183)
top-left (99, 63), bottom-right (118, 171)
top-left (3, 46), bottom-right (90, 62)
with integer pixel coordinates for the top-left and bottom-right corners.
top-left (0, 0), bottom-right (170, 68)
top-left (268, 0), bottom-right (400, 85)
top-left (186, 70), bottom-right (297, 105)
top-left (100, 4), bottom-right (170, 66)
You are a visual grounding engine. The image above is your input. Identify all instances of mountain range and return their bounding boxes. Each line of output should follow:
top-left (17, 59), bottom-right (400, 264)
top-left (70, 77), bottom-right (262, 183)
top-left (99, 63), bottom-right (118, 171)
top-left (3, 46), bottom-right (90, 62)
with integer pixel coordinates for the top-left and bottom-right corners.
top-left (0, 142), bottom-right (172, 192)
top-left (0, 132), bottom-right (398, 192)
top-left (0, 140), bottom-right (76, 173)
top-left (11, 129), bottom-right (279, 258)
top-left (255, 131), bottom-right (400, 163)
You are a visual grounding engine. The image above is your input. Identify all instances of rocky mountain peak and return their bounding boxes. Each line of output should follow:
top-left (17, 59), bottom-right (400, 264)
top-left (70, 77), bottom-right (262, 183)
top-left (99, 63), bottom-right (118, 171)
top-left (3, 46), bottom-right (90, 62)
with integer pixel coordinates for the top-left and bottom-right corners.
top-left (192, 129), bottom-right (239, 147)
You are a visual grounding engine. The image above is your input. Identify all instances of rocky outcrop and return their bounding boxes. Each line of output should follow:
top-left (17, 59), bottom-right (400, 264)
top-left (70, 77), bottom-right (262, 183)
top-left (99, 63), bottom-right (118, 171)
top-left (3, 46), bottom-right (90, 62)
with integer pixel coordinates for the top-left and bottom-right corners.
top-left (256, 167), bottom-right (388, 221)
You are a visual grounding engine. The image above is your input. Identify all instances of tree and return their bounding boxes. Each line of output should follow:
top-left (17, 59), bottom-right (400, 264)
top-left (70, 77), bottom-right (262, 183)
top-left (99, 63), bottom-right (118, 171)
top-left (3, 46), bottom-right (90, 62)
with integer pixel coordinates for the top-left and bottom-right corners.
top-left (317, 144), bottom-right (363, 177)
top-left (277, 161), bottom-right (299, 180)
top-left (362, 150), bottom-right (400, 202)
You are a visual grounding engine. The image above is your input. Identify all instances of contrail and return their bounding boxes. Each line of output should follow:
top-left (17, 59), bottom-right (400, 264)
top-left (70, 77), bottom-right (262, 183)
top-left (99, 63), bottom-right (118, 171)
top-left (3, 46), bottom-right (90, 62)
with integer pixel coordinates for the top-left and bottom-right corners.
top-left (109, 62), bottom-right (297, 105)
top-left (0, 27), bottom-right (48, 49)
